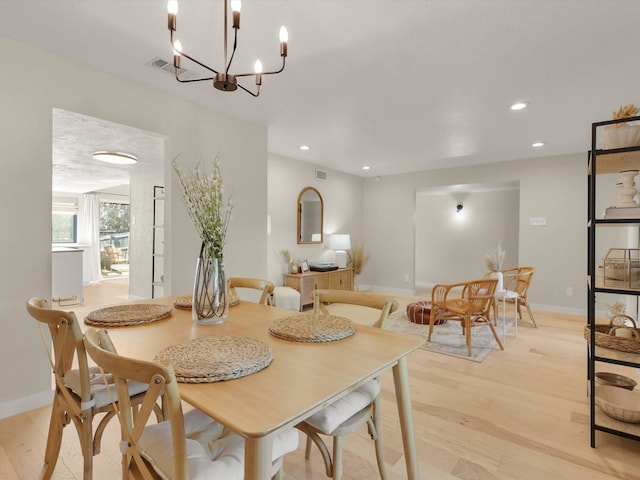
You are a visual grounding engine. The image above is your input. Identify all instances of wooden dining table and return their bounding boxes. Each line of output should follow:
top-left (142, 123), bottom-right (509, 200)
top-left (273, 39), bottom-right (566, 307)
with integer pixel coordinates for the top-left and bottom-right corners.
top-left (101, 296), bottom-right (423, 480)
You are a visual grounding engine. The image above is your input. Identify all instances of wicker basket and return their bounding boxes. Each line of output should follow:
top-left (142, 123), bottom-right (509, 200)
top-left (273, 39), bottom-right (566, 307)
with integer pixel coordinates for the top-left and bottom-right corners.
top-left (584, 315), bottom-right (640, 354)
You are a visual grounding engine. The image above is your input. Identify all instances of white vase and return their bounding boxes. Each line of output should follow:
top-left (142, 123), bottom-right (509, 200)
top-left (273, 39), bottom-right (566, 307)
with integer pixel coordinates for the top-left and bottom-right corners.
top-left (489, 271), bottom-right (504, 292)
top-left (617, 170), bottom-right (639, 208)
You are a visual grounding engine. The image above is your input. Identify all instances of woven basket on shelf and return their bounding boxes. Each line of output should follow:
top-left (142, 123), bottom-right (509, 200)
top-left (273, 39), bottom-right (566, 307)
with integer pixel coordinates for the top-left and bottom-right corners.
top-left (584, 314), bottom-right (640, 354)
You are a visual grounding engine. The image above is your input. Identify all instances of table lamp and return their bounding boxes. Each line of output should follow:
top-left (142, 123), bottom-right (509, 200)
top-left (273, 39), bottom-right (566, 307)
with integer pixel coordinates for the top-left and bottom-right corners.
top-left (330, 234), bottom-right (351, 268)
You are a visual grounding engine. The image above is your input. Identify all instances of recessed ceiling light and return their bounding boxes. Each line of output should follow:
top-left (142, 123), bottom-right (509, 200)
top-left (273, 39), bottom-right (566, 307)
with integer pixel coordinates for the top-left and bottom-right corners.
top-left (510, 102), bottom-right (528, 111)
top-left (93, 151), bottom-right (138, 165)
top-left (299, 145), bottom-right (310, 150)
top-left (362, 166), bottom-right (371, 171)
top-left (532, 142), bottom-right (544, 147)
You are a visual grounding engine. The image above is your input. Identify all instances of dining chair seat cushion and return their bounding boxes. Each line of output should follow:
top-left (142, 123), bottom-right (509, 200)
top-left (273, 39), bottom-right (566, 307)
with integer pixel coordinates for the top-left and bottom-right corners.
top-left (138, 409), bottom-right (299, 480)
top-left (64, 366), bottom-right (149, 409)
top-left (303, 379), bottom-right (380, 434)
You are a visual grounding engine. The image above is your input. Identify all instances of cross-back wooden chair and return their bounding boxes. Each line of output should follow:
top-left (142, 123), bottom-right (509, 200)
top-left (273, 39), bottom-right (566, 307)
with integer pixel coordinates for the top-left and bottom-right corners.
top-left (83, 328), bottom-right (298, 480)
top-left (501, 266), bottom-right (537, 328)
top-left (296, 289), bottom-right (399, 480)
top-left (26, 297), bottom-right (161, 480)
top-left (428, 278), bottom-right (504, 357)
top-left (311, 289), bottom-right (399, 328)
top-left (227, 277), bottom-right (275, 305)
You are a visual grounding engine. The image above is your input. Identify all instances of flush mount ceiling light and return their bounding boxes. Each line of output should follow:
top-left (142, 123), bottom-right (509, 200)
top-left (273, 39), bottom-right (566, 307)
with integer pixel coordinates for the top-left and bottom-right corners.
top-left (167, 0), bottom-right (288, 97)
top-left (510, 102), bottom-right (529, 110)
top-left (362, 165), bottom-right (371, 171)
top-left (532, 142), bottom-right (545, 147)
top-left (92, 151), bottom-right (138, 165)
top-left (299, 145), bottom-right (310, 151)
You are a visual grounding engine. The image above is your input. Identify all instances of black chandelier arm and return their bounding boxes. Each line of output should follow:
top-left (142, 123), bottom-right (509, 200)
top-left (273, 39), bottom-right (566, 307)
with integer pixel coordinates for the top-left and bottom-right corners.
top-left (178, 50), bottom-right (221, 76)
top-left (236, 82), bottom-right (260, 98)
top-left (235, 57), bottom-right (286, 78)
top-left (174, 72), bottom-right (215, 83)
top-left (225, 29), bottom-right (239, 74)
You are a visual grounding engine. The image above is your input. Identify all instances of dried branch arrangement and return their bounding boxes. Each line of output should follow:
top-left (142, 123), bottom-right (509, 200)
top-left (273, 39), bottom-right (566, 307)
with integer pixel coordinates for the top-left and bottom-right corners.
top-left (484, 243), bottom-right (506, 272)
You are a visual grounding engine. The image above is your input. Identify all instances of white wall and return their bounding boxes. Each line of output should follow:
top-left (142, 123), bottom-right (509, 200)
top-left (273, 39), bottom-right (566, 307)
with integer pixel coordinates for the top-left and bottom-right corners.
top-left (363, 153), bottom-right (587, 312)
top-left (415, 188), bottom-right (519, 286)
top-left (267, 154), bottom-right (364, 286)
top-left (0, 35), bottom-right (268, 417)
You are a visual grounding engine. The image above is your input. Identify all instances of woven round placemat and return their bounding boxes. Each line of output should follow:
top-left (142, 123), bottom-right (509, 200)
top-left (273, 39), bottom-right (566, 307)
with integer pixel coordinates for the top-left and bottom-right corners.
top-left (173, 294), bottom-right (240, 310)
top-left (269, 314), bottom-right (355, 343)
top-left (153, 336), bottom-right (273, 383)
top-left (85, 304), bottom-right (172, 327)
top-left (173, 295), bottom-right (192, 310)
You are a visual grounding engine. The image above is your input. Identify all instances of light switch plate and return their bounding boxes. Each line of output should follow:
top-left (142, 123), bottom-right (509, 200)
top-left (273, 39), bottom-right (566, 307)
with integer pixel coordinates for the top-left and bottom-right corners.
top-left (529, 217), bottom-right (547, 226)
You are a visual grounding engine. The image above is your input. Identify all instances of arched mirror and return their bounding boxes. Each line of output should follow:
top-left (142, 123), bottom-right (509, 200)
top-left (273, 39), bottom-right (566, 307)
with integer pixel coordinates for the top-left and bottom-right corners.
top-left (297, 187), bottom-right (323, 244)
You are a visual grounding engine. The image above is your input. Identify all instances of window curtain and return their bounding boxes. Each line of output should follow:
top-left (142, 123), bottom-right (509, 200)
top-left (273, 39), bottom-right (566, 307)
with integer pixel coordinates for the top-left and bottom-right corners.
top-left (78, 193), bottom-right (102, 282)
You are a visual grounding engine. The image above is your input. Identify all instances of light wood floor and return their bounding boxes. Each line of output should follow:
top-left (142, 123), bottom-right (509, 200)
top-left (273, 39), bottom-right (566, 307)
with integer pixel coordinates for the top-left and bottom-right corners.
top-left (6, 283), bottom-right (640, 479)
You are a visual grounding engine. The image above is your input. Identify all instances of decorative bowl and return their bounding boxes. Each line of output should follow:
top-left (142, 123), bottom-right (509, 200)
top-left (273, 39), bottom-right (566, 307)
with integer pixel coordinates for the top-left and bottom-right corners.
top-left (595, 372), bottom-right (637, 390)
top-left (595, 385), bottom-right (640, 423)
top-left (602, 124), bottom-right (640, 149)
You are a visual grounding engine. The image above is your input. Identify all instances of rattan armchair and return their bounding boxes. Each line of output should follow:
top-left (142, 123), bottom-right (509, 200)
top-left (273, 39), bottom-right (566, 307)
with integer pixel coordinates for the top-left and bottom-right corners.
top-left (227, 277), bottom-right (275, 305)
top-left (501, 266), bottom-right (537, 328)
top-left (295, 289), bottom-right (398, 480)
top-left (428, 278), bottom-right (503, 357)
top-left (25, 297), bottom-right (162, 480)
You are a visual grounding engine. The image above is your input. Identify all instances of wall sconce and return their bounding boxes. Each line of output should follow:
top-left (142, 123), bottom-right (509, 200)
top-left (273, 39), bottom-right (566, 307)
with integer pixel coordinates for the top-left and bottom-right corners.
top-left (456, 204), bottom-right (463, 213)
top-left (329, 234), bottom-right (351, 268)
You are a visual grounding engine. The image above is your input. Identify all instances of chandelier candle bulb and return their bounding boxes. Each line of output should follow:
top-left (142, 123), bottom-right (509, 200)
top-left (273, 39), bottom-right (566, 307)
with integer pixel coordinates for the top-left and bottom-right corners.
top-left (231, 0), bottom-right (241, 28)
top-left (280, 26), bottom-right (288, 57)
top-left (172, 39), bottom-right (182, 68)
top-left (167, 0), bottom-right (178, 30)
top-left (254, 60), bottom-right (263, 85)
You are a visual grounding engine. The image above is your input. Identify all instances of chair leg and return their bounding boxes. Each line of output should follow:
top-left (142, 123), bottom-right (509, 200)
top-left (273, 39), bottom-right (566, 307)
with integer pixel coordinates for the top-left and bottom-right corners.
top-left (465, 319), bottom-right (472, 356)
top-left (487, 321), bottom-right (505, 351)
top-left (370, 398), bottom-right (387, 480)
top-left (42, 396), bottom-right (65, 479)
top-left (332, 435), bottom-right (344, 480)
top-left (304, 434), bottom-right (313, 459)
top-left (525, 302), bottom-right (537, 328)
top-left (69, 411), bottom-right (94, 480)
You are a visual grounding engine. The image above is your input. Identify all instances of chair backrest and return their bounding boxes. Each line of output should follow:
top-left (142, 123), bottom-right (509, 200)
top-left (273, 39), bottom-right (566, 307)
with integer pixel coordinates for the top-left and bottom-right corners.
top-left (312, 289), bottom-right (399, 328)
top-left (502, 266), bottom-right (534, 297)
top-left (227, 277), bottom-right (275, 305)
top-left (26, 297), bottom-right (93, 404)
top-left (463, 278), bottom-right (498, 315)
top-left (84, 328), bottom-right (187, 479)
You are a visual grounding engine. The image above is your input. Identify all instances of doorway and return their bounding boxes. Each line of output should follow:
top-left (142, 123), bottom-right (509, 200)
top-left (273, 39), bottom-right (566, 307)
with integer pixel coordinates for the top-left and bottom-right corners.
top-left (52, 108), bottom-right (166, 304)
top-left (414, 180), bottom-right (520, 290)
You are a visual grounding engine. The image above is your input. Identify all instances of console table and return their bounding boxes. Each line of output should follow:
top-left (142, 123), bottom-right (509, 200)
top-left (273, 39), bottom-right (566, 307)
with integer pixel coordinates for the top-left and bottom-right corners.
top-left (283, 268), bottom-right (353, 310)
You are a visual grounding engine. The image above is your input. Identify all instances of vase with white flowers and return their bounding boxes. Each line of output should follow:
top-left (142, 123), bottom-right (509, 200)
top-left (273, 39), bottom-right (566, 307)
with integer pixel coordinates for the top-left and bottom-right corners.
top-left (484, 242), bottom-right (506, 292)
top-left (173, 155), bottom-right (233, 324)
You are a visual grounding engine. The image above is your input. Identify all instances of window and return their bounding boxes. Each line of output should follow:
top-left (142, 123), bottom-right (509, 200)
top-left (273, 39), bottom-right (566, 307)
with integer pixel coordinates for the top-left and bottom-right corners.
top-left (52, 197), bottom-right (78, 243)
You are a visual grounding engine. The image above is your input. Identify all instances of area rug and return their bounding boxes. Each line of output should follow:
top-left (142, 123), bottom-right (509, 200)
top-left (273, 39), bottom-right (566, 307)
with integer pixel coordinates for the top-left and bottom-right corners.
top-left (384, 310), bottom-right (515, 362)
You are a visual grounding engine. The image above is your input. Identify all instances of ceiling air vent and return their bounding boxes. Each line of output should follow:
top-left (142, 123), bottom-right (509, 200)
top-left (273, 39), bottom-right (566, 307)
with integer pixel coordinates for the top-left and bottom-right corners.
top-left (315, 169), bottom-right (328, 181)
top-left (146, 56), bottom-right (192, 79)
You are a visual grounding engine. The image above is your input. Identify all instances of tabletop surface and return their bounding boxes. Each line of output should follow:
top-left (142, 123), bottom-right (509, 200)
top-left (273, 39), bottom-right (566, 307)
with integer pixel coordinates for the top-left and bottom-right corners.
top-left (99, 297), bottom-right (423, 439)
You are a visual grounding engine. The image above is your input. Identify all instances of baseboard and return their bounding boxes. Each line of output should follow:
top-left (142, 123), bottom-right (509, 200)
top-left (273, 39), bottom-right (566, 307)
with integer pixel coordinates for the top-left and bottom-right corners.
top-left (0, 389), bottom-right (52, 420)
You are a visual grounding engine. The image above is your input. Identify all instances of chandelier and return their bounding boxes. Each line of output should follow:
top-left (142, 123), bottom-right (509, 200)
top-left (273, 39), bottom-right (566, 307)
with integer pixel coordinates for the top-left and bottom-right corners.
top-left (167, 0), bottom-right (288, 97)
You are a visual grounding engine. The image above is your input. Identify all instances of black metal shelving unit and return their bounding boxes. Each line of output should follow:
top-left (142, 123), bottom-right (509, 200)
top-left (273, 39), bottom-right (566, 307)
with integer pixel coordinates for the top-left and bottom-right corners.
top-left (588, 116), bottom-right (640, 447)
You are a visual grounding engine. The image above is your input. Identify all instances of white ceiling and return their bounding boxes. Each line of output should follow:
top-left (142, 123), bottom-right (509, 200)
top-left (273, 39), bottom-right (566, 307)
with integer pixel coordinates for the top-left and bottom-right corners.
top-left (5, 0), bottom-right (640, 192)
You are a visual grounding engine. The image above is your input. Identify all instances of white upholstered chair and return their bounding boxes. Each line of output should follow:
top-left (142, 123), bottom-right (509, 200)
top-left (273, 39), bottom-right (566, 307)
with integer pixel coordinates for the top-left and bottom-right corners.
top-left (26, 297), bottom-right (162, 480)
top-left (83, 328), bottom-right (298, 480)
top-left (295, 289), bottom-right (399, 480)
